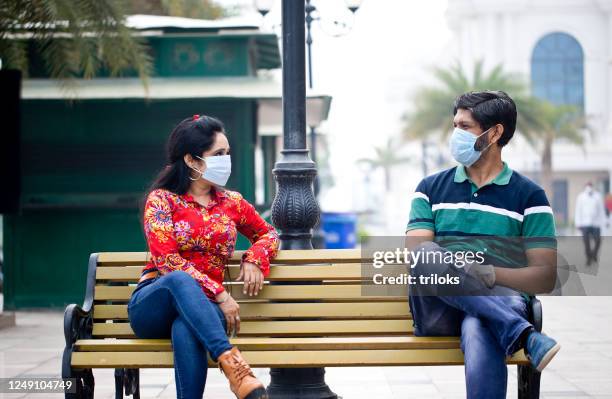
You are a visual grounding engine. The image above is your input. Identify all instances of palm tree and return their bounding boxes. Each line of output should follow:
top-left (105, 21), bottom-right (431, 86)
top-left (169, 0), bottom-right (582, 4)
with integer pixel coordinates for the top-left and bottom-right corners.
top-left (532, 101), bottom-right (589, 201)
top-left (357, 137), bottom-right (412, 192)
top-left (0, 0), bottom-right (153, 82)
top-left (403, 60), bottom-right (544, 143)
top-left (402, 60), bottom-right (589, 205)
top-left (1, 0), bottom-right (231, 84)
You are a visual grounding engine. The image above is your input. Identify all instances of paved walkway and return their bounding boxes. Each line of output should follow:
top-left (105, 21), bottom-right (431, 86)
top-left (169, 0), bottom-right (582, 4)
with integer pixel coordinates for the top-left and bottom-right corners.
top-left (1, 296), bottom-right (611, 398)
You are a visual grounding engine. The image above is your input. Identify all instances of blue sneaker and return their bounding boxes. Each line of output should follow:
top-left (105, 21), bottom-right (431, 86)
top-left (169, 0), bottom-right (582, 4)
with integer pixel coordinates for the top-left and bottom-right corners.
top-left (525, 331), bottom-right (561, 372)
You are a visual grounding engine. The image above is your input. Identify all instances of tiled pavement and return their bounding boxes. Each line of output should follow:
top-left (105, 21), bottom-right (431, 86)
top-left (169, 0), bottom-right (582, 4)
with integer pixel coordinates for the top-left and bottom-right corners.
top-left (1, 296), bottom-right (612, 398)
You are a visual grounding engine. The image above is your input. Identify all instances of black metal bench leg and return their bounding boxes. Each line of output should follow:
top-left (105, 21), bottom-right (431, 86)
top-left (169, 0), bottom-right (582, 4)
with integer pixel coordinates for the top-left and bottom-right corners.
top-left (114, 368), bottom-right (139, 399)
top-left (114, 369), bottom-right (124, 399)
top-left (517, 296), bottom-right (542, 399)
top-left (62, 369), bottom-right (94, 399)
top-left (125, 368), bottom-right (140, 399)
top-left (81, 369), bottom-right (95, 399)
top-left (518, 364), bottom-right (541, 399)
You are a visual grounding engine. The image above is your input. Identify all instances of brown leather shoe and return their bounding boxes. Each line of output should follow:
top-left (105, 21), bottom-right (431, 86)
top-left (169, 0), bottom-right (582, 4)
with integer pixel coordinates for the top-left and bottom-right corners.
top-left (218, 346), bottom-right (267, 399)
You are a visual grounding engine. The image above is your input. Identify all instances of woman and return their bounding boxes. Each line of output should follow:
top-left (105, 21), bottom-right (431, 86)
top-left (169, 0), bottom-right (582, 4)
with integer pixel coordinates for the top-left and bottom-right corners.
top-left (128, 114), bottom-right (279, 399)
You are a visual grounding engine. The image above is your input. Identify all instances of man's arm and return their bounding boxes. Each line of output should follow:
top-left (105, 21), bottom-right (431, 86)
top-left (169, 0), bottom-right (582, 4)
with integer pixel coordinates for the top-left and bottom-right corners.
top-left (405, 179), bottom-right (435, 250)
top-left (494, 188), bottom-right (558, 295)
top-left (493, 248), bottom-right (557, 294)
top-left (405, 229), bottom-right (435, 251)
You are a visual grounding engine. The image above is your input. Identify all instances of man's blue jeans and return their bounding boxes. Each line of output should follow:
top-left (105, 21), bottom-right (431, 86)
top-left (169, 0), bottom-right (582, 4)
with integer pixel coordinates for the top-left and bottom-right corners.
top-left (127, 270), bottom-right (233, 399)
top-left (408, 243), bottom-right (532, 399)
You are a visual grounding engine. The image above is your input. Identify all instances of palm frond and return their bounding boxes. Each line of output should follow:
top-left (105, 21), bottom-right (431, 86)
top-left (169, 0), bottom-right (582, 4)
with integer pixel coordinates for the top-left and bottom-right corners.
top-left (0, 0), bottom-right (153, 86)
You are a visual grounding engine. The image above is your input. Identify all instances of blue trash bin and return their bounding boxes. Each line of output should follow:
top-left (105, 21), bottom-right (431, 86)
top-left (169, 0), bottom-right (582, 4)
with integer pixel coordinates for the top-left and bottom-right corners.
top-left (321, 212), bottom-right (357, 249)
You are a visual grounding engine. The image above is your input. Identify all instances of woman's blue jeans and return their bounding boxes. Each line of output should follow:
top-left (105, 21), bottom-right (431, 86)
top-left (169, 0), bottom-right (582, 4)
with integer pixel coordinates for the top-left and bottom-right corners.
top-left (127, 270), bottom-right (233, 399)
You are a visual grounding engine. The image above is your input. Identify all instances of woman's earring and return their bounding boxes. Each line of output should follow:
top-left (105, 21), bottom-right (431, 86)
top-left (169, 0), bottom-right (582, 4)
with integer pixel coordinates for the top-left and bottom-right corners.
top-left (188, 171), bottom-right (199, 181)
top-left (188, 166), bottom-right (200, 181)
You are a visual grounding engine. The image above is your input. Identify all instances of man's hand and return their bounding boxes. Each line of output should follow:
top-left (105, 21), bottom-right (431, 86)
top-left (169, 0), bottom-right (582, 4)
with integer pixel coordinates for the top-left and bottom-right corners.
top-left (216, 291), bottom-right (241, 336)
top-left (464, 263), bottom-right (496, 288)
top-left (236, 262), bottom-right (264, 296)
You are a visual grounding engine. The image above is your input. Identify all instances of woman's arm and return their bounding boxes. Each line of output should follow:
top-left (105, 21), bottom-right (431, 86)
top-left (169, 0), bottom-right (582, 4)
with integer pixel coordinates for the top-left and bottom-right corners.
top-left (230, 193), bottom-right (280, 296)
top-left (234, 195), bottom-right (280, 276)
top-left (144, 189), bottom-right (225, 298)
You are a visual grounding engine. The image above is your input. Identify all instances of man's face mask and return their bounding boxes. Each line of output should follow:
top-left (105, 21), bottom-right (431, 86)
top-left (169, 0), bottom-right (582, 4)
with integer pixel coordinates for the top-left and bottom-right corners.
top-left (449, 127), bottom-right (494, 167)
top-left (190, 155), bottom-right (232, 186)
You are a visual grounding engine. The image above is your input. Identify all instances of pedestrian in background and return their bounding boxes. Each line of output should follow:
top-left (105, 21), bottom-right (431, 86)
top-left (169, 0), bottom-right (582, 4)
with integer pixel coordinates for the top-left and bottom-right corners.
top-left (575, 182), bottom-right (606, 266)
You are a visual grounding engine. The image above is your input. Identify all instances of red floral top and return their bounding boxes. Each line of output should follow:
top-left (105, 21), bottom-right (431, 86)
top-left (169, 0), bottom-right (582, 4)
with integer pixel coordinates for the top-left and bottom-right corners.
top-left (140, 187), bottom-right (280, 300)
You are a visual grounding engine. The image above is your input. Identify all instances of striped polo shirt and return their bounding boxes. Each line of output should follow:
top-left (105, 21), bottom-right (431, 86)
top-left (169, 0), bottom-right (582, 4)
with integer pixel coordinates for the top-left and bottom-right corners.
top-left (406, 162), bottom-right (556, 268)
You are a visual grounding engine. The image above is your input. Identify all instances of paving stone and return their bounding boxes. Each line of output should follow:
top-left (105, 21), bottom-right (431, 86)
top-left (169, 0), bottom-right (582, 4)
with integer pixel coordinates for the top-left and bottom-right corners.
top-left (0, 295), bottom-right (611, 397)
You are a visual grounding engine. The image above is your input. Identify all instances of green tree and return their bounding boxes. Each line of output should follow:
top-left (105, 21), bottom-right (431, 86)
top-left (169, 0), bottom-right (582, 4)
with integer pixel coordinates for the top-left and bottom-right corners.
top-left (532, 101), bottom-right (589, 200)
top-left (402, 60), bottom-right (588, 204)
top-left (0, 0), bottom-right (152, 82)
top-left (357, 137), bottom-right (412, 192)
top-left (403, 60), bottom-right (544, 143)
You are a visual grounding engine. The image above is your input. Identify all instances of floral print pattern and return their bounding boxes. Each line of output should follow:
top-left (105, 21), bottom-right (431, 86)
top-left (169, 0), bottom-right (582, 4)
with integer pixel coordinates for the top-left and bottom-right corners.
top-left (142, 187), bottom-right (279, 299)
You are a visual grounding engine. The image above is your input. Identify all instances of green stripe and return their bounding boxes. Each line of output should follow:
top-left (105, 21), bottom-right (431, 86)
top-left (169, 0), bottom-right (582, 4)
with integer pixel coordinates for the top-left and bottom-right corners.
top-left (409, 198), bottom-right (432, 220)
top-left (522, 213), bottom-right (556, 237)
top-left (432, 208), bottom-right (522, 236)
top-left (407, 198), bottom-right (434, 231)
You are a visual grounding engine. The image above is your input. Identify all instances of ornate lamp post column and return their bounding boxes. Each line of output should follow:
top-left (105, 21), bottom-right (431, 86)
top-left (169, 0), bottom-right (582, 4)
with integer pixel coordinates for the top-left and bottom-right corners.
top-left (266, 1), bottom-right (336, 398)
top-left (270, 0), bottom-right (319, 251)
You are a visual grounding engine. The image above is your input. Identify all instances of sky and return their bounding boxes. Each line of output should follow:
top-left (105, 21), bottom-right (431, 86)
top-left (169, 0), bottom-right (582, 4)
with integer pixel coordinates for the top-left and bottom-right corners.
top-left (216, 0), bottom-right (452, 215)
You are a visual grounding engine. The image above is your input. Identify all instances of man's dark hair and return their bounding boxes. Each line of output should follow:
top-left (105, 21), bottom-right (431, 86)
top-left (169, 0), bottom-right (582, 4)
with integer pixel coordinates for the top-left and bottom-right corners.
top-left (453, 90), bottom-right (517, 147)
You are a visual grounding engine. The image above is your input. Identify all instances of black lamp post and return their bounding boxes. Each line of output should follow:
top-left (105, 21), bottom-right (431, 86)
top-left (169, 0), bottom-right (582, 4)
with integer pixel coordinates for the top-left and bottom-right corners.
top-left (266, 2), bottom-right (339, 398)
top-left (256, 0), bottom-right (363, 249)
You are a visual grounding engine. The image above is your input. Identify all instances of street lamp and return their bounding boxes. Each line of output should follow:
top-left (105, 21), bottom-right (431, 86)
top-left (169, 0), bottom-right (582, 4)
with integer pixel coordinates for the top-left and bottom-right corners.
top-left (266, 2), bottom-right (346, 398)
top-left (254, 0), bottom-right (274, 17)
top-left (256, 0), bottom-right (363, 249)
top-left (253, 0), bottom-right (364, 89)
top-left (345, 0), bottom-right (364, 13)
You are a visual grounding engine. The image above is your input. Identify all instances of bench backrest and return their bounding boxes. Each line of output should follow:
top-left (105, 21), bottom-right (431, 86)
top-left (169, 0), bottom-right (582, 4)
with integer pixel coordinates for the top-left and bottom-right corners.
top-left (90, 250), bottom-right (412, 339)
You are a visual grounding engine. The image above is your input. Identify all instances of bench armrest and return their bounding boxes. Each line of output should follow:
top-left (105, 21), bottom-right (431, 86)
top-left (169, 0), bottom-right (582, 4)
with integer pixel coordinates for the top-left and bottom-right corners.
top-left (528, 296), bottom-right (543, 332)
top-left (62, 254), bottom-right (98, 379)
top-left (63, 253), bottom-right (99, 345)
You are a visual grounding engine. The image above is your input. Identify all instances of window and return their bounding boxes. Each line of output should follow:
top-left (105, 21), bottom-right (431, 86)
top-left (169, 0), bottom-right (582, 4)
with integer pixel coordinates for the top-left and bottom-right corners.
top-left (531, 32), bottom-right (584, 110)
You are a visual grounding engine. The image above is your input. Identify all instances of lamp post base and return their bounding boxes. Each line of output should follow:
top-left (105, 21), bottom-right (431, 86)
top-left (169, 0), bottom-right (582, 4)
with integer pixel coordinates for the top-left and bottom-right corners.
top-left (267, 368), bottom-right (338, 399)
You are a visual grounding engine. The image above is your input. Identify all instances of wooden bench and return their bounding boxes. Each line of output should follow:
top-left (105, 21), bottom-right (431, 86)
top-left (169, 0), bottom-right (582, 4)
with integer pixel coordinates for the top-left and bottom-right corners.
top-left (62, 249), bottom-right (543, 398)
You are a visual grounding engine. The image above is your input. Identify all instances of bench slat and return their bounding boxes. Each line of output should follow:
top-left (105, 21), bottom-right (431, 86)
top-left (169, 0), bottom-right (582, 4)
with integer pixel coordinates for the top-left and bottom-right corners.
top-left (95, 263), bottom-right (396, 282)
top-left (93, 302), bottom-right (412, 321)
top-left (75, 336), bottom-right (460, 352)
top-left (92, 320), bottom-right (414, 338)
top-left (96, 249), bottom-right (364, 266)
top-left (72, 349), bottom-right (528, 368)
top-left (94, 284), bottom-right (407, 301)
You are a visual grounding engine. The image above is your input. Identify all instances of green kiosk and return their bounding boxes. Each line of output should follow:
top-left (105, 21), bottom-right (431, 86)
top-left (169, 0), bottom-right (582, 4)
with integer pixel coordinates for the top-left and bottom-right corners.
top-left (3, 16), bottom-right (331, 309)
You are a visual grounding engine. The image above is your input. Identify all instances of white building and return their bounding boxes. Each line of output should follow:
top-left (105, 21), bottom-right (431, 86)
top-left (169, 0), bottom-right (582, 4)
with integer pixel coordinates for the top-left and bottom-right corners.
top-left (446, 0), bottom-right (612, 226)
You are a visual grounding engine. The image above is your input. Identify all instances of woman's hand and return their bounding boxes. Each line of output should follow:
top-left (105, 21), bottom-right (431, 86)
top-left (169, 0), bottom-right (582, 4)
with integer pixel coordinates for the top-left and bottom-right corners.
top-left (216, 291), bottom-right (240, 336)
top-left (235, 262), bottom-right (264, 296)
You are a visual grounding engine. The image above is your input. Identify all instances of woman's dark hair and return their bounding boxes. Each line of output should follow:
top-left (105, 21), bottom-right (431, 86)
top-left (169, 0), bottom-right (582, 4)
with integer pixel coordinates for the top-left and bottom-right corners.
top-left (149, 114), bottom-right (226, 195)
top-left (453, 90), bottom-right (517, 147)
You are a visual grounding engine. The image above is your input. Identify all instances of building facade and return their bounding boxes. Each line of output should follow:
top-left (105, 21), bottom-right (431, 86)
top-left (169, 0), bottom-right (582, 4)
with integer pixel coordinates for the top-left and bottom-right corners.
top-left (446, 0), bottom-right (612, 226)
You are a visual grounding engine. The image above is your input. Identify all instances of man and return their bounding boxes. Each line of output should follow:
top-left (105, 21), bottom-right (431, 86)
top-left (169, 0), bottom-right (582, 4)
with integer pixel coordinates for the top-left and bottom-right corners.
top-left (405, 91), bottom-right (560, 399)
top-left (575, 182), bottom-right (606, 265)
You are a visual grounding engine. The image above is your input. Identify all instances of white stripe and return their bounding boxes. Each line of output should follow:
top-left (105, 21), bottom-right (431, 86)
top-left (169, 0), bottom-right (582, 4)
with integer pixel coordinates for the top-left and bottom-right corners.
top-left (412, 192), bottom-right (429, 202)
top-left (524, 206), bottom-right (554, 216)
top-left (431, 202), bottom-right (524, 222)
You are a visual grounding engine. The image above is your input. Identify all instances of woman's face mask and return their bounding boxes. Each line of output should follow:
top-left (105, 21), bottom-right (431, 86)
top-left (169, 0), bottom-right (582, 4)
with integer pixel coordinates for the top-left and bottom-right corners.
top-left (449, 127), bottom-right (494, 167)
top-left (191, 155), bottom-right (232, 186)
